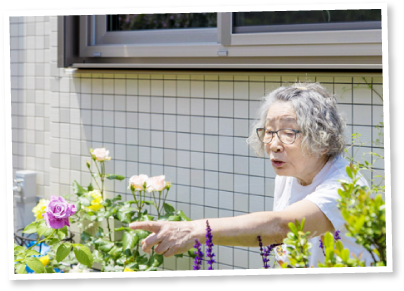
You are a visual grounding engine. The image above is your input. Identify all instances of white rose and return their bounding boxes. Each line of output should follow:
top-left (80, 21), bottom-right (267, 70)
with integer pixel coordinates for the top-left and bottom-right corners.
top-left (146, 175), bottom-right (166, 192)
top-left (91, 148), bottom-right (111, 161)
top-left (128, 174), bottom-right (149, 190)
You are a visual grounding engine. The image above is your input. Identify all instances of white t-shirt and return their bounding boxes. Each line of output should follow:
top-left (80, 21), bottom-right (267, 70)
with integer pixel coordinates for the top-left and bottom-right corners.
top-left (272, 155), bottom-right (373, 267)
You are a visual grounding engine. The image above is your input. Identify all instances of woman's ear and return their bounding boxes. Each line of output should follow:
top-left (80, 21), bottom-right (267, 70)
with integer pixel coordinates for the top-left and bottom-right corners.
top-left (320, 149), bottom-right (328, 156)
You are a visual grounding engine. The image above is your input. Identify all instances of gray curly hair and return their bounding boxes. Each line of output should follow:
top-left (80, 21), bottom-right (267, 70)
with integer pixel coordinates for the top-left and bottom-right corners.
top-left (247, 82), bottom-right (346, 160)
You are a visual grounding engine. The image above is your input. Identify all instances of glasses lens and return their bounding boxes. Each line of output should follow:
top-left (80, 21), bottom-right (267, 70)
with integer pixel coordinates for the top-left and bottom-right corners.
top-left (257, 128), bottom-right (272, 143)
top-left (278, 129), bottom-right (296, 144)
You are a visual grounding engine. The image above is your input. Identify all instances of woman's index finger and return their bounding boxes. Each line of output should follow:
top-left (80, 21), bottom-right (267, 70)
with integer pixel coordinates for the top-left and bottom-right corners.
top-left (129, 221), bottom-right (161, 232)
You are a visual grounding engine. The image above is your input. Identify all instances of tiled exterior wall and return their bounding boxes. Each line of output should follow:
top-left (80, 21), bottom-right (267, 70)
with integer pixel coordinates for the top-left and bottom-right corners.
top-left (10, 16), bottom-right (384, 270)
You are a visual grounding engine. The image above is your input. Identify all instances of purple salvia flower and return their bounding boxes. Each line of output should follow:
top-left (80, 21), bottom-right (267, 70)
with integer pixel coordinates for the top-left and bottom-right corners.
top-left (334, 230), bottom-right (341, 241)
top-left (319, 237), bottom-right (325, 256)
top-left (205, 220), bottom-right (215, 270)
top-left (257, 236), bottom-right (276, 269)
top-left (193, 239), bottom-right (204, 270)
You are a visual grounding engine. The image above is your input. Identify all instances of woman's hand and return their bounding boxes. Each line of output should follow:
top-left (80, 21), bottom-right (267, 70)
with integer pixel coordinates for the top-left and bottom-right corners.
top-left (129, 220), bottom-right (199, 258)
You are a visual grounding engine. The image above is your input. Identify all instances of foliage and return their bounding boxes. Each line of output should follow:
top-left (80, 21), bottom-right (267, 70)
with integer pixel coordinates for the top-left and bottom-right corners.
top-left (281, 162), bottom-right (386, 268)
top-left (14, 148), bottom-right (193, 274)
top-left (280, 218), bottom-right (312, 268)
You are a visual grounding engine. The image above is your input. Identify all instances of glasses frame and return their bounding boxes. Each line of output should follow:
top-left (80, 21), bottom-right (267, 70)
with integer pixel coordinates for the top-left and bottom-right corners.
top-left (256, 128), bottom-right (302, 144)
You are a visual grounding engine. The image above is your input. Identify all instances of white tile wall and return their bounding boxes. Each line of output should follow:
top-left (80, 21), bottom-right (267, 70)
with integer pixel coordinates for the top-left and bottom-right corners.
top-left (10, 15), bottom-right (384, 272)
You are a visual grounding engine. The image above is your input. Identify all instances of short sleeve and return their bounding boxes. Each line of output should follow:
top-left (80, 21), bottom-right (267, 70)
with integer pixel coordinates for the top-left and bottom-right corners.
top-left (303, 182), bottom-right (346, 234)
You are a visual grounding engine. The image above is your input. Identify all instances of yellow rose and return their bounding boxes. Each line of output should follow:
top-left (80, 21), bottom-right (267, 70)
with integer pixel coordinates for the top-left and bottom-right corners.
top-left (124, 267), bottom-right (136, 272)
top-left (32, 199), bottom-right (50, 220)
top-left (39, 255), bottom-right (50, 266)
top-left (85, 190), bottom-right (103, 212)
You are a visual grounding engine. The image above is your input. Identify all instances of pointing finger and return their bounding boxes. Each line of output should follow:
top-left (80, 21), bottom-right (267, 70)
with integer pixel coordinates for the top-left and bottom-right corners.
top-left (129, 221), bottom-right (162, 233)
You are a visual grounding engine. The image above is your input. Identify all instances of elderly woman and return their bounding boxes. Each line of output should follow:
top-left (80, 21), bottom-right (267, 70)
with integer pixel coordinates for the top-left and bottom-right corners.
top-left (129, 82), bottom-right (371, 267)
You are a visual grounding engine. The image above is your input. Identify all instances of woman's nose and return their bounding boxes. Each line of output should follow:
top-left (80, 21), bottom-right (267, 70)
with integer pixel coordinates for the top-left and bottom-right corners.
top-left (267, 134), bottom-right (284, 152)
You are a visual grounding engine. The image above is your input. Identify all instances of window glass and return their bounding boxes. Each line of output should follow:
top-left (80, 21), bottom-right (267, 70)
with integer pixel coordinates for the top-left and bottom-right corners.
top-left (107, 13), bottom-right (217, 31)
top-left (233, 10), bottom-right (381, 33)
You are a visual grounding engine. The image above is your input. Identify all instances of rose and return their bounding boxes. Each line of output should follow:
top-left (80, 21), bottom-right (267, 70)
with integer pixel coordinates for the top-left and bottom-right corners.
top-left (146, 175), bottom-right (166, 192)
top-left (128, 174), bottom-right (149, 190)
top-left (39, 255), bottom-right (50, 266)
top-left (91, 148), bottom-right (111, 161)
top-left (32, 198), bottom-right (49, 220)
top-left (42, 195), bottom-right (77, 229)
top-left (85, 190), bottom-right (103, 212)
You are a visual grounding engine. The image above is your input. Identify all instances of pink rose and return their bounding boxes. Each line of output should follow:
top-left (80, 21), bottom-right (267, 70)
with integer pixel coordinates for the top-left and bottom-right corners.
top-left (42, 195), bottom-right (76, 229)
top-left (146, 175), bottom-right (166, 192)
top-left (91, 148), bottom-right (111, 161)
top-left (129, 174), bottom-right (149, 190)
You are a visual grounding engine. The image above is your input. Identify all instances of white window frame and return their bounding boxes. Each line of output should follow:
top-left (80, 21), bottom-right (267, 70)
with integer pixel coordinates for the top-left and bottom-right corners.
top-left (60, 10), bottom-right (383, 69)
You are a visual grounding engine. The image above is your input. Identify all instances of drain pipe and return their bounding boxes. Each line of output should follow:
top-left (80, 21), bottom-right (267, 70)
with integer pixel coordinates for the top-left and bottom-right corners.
top-left (13, 170), bottom-right (37, 231)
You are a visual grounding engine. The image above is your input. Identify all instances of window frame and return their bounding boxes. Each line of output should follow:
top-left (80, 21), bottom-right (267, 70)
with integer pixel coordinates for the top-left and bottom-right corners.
top-left (58, 10), bottom-right (383, 69)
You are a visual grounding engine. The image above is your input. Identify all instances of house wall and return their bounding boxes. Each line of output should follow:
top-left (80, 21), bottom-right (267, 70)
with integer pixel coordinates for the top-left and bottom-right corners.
top-left (10, 16), bottom-right (384, 270)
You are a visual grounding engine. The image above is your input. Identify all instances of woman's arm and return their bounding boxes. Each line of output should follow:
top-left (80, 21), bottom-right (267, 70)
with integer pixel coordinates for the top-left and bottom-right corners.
top-left (129, 199), bottom-right (334, 257)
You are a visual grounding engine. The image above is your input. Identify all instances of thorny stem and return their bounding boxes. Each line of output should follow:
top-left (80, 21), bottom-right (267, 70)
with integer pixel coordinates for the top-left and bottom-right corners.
top-left (97, 161), bottom-right (111, 241)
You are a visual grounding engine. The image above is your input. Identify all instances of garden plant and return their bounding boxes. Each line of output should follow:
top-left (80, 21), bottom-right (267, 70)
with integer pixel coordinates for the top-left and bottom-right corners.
top-left (14, 148), bottom-right (194, 273)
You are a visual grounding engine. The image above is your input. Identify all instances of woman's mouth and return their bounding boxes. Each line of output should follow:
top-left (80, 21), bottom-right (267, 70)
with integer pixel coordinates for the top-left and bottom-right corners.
top-left (271, 159), bottom-right (285, 168)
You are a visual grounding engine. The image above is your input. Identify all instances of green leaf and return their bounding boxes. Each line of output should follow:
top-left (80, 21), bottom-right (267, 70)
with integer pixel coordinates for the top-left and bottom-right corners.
top-left (300, 218), bottom-right (305, 230)
top-left (163, 203), bottom-right (176, 214)
top-left (26, 250), bottom-right (41, 257)
top-left (56, 243), bottom-right (72, 262)
top-left (325, 248), bottom-right (335, 261)
top-left (87, 183), bottom-right (94, 192)
top-left (106, 174), bottom-right (125, 181)
top-left (26, 257), bottom-right (45, 273)
top-left (79, 195), bottom-right (93, 207)
top-left (114, 226), bottom-right (131, 232)
top-left (341, 248), bottom-right (350, 262)
top-left (56, 226), bottom-right (68, 240)
top-left (167, 215), bottom-right (181, 221)
top-left (80, 231), bottom-right (93, 243)
top-left (112, 195), bottom-right (122, 202)
top-left (324, 232), bottom-right (334, 249)
top-left (288, 222), bottom-right (298, 235)
top-left (95, 227), bottom-right (105, 238)
top-left (22, 221), bottom-right (38, 234)
top-left (336, 240), bottom-right (344, 253)
top-left (14, 246), bottom-right (25, 254)
top-left (108, 246), bottom-right (123, 259)
top-left (116, 205), bottom-right (135, 223)
top-left (355, 215), bottom-right (366, 231)
top-left (143, 200), bottom-right (155, 206)
top-left (141, 214), bottom-right (155, 221)
top-left (36, 219), bottom-right (49, 238)
top-left (94, 238), bottom-right (114, 252)
top-left (177, 210), bottom-right (191, 221)
top-left (174, 253), bottom-right (183, 258)
top-left (187, 248), bottom-right (197, 259)
top-left (149, 254), bottom-right (164, 268)
top-left (72, 180), bottom-right (87, 196)
top-left (15, 263), bottom-right (27, 274)
top-left (45, 266), bottom-right (56, 273)
top-left (47, 238), bottom-right (60, 245)
top-left (135, 230), bottom-right (150, 240)
top-left (122, 231), bottom-right (139, 251)
top-left (346, 166), bottom-right (353, 179)
top-left (73, 245), bottom-right (93, 268)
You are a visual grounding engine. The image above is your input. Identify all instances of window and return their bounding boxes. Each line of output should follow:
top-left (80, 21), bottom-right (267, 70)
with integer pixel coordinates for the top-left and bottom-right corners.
top-left (58, 9), bottom-right (383, 69)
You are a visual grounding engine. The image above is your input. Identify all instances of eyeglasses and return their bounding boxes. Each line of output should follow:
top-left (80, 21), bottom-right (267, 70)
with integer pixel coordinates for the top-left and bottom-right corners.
top-left (256, 128), bottom-right (301, 144)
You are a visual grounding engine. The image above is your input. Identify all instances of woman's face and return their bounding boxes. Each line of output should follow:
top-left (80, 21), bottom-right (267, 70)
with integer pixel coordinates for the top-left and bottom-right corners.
top-left (264, 101), bottom-right (328, 186)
